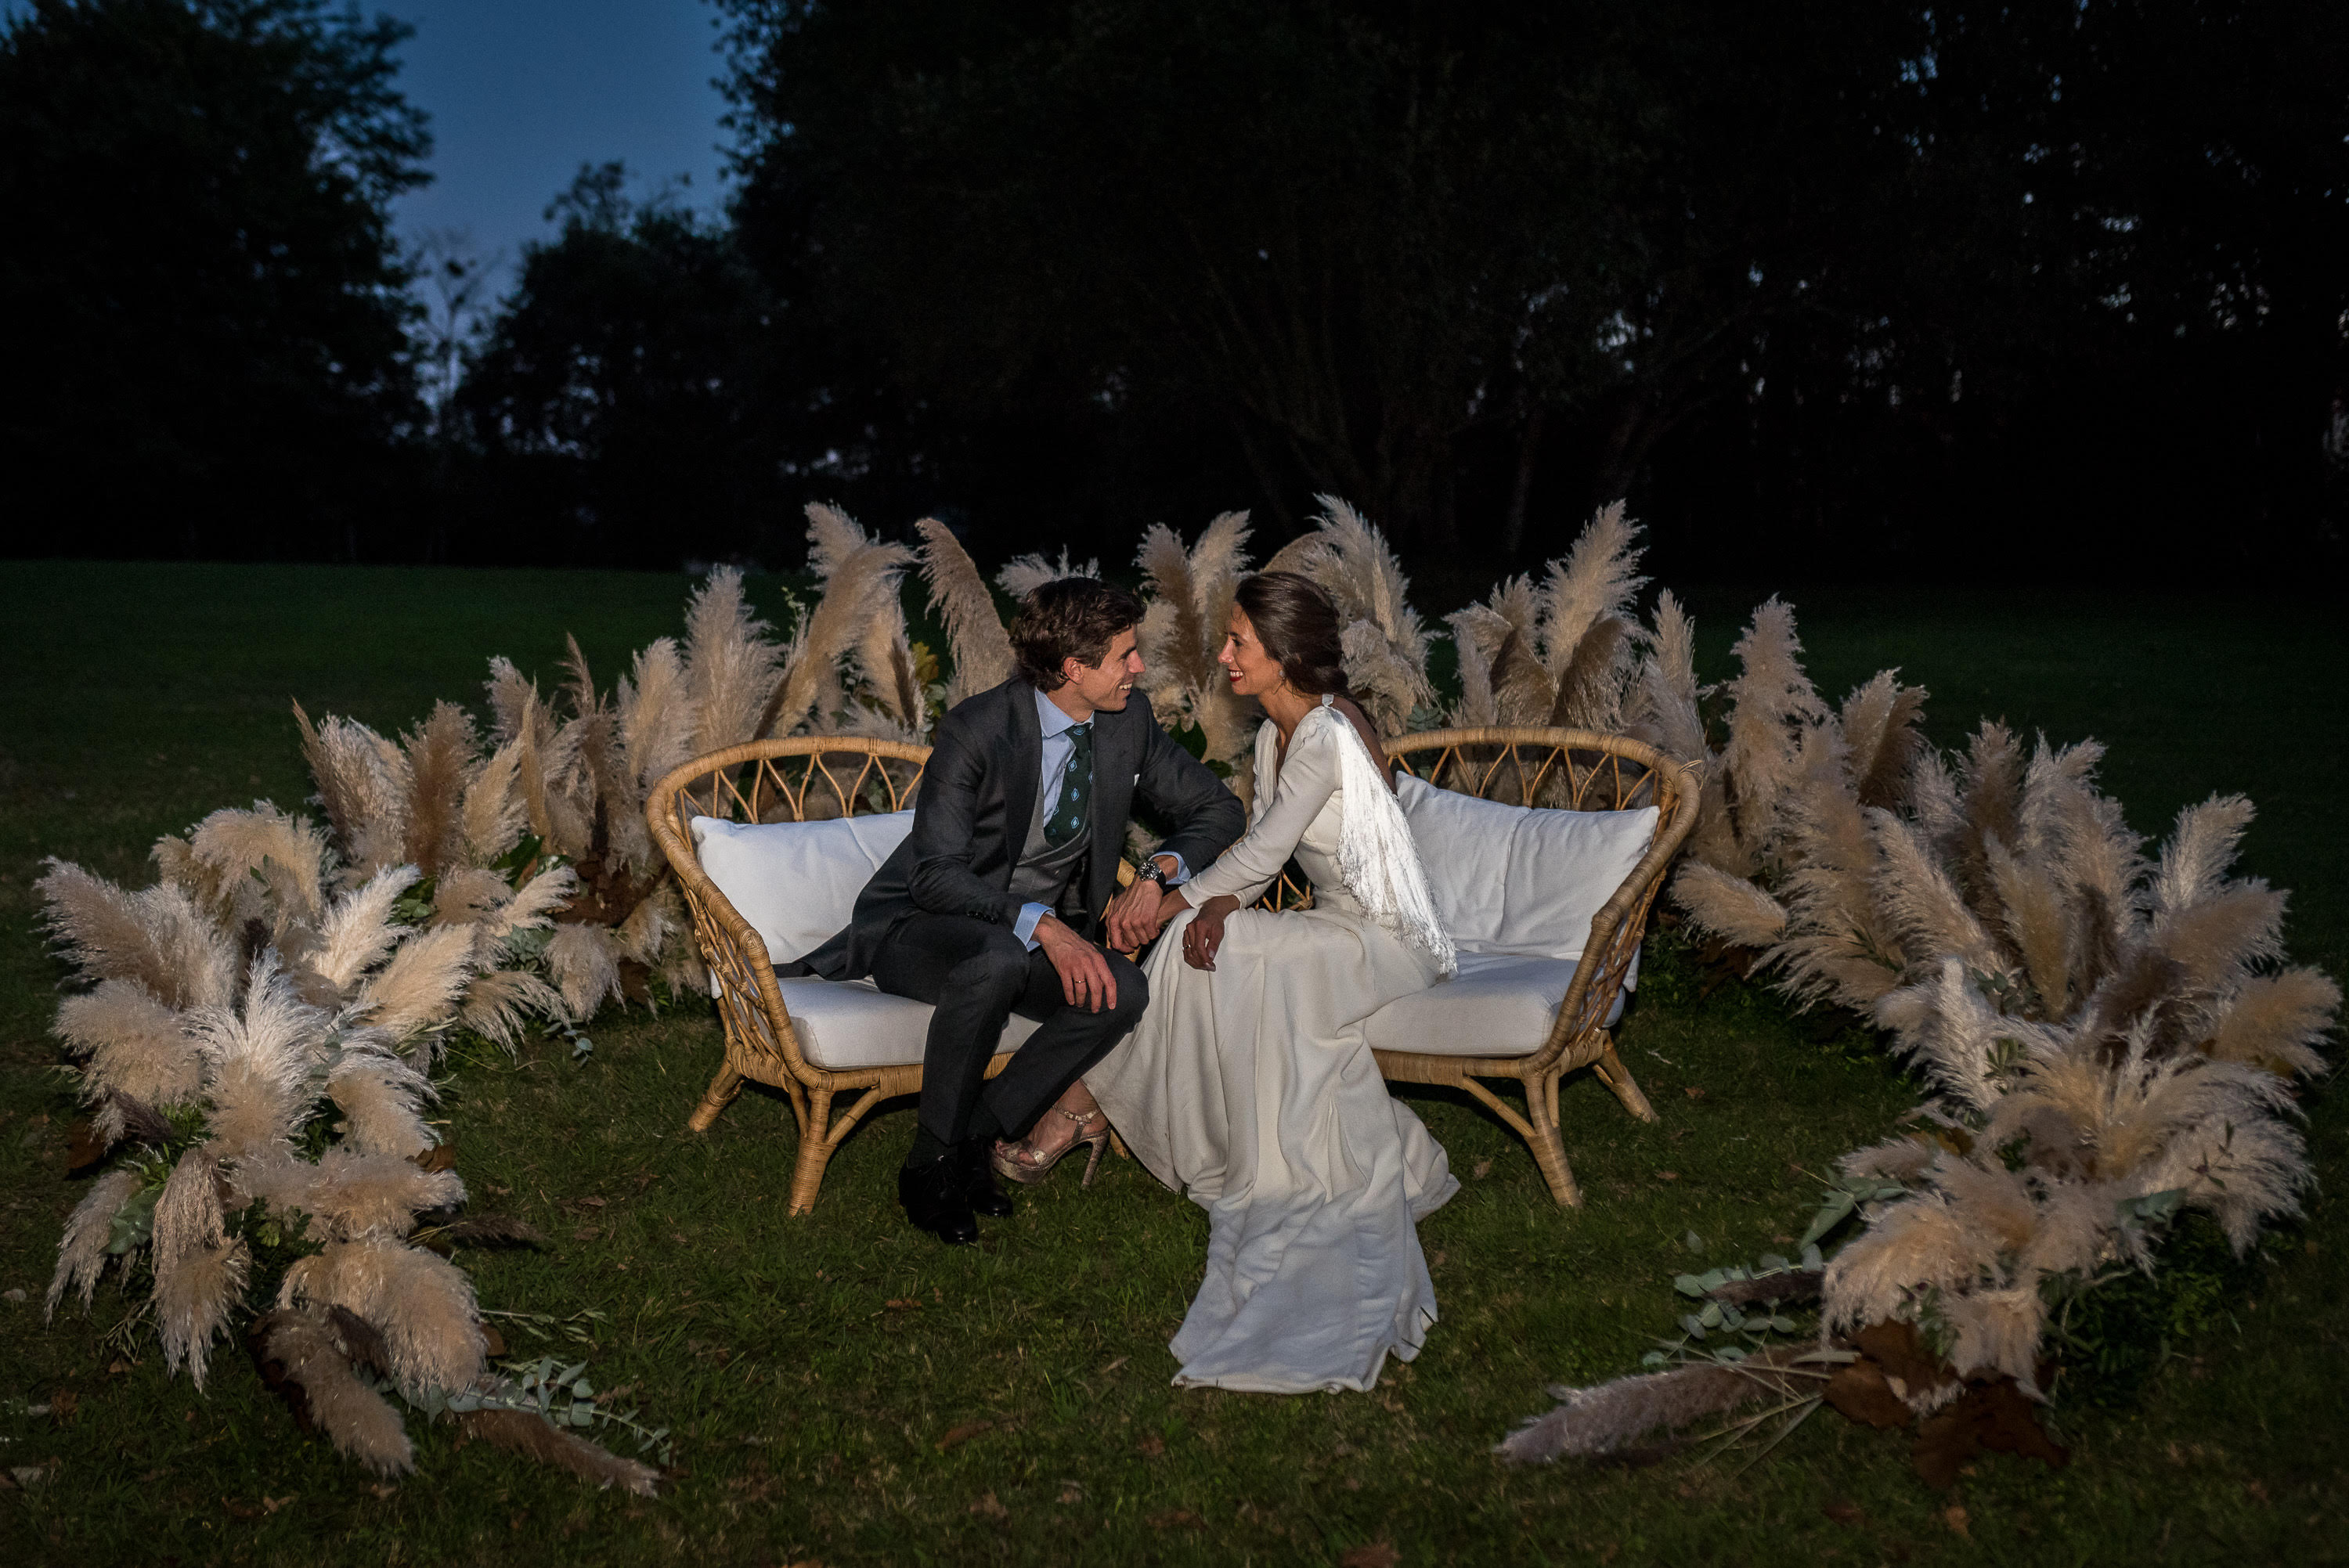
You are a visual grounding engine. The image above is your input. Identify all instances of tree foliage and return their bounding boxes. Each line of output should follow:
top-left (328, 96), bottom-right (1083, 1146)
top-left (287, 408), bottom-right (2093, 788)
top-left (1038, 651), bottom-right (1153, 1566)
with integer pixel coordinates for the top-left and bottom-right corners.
top-left (715, 0), bottom-right (2347, 577)
top-left (1, 0), bottom-right (431, 557)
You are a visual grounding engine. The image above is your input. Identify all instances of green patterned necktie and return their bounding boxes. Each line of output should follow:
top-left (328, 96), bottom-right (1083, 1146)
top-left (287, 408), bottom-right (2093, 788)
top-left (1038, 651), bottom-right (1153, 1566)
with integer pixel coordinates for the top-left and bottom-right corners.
top-left (1044, 721), bottom-right (1093, 847)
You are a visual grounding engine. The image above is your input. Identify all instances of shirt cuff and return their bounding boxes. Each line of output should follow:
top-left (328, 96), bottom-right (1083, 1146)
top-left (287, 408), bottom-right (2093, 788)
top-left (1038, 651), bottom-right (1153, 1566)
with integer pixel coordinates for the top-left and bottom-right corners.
top-left (1014, 902), bottom-right (1053, 951)
top-left (1157, 852), bottom-right (1191, 887)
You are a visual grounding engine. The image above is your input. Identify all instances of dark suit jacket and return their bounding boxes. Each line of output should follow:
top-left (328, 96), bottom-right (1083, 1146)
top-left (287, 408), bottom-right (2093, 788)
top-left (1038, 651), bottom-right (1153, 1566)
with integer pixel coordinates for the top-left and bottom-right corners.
top-left (803, 677), bottom-right (1247, 982)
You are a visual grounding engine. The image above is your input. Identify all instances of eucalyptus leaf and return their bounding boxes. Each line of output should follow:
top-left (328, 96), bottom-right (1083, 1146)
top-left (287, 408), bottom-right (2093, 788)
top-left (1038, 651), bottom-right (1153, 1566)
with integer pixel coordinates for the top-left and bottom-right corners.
top-left (1799, 1189), bottom-right (1856, 1249)
top-left (1672, 1274), bottom-right (1706, 1297)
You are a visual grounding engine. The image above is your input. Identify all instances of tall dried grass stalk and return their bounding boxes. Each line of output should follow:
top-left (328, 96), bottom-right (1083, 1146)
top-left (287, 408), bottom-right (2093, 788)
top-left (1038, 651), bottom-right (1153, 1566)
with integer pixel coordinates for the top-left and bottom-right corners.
top-left (1268, 498), bottom-right (1432, 736)
top-left (1499, 1344), bottom-right (1815, 1462)
top-left (1135, 513), bottom-right (1257, 770)
top-left (258, 1307), bottom-right (417, 1475)
top-left (683, 566), bottom-right (786, 759)
top-left (995, 546), bottom-right (1099, 600)
top-left (280, 1236), bottom-right (486, 1395)
top-left (917, 519), bottom-right (1015, 703)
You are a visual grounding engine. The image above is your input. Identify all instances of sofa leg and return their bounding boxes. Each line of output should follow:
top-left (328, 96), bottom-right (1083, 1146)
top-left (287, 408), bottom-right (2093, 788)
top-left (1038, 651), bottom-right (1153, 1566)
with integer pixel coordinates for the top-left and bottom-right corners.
top-left (1524, 1075), bottom-right (1584, 1208)
top-left (786, 1090), bottom-right (836, 1215)
top-left (1591, 1036), bottom-right (1658, 1123)
top-left (686, 1063), bottom-right (744, 1134)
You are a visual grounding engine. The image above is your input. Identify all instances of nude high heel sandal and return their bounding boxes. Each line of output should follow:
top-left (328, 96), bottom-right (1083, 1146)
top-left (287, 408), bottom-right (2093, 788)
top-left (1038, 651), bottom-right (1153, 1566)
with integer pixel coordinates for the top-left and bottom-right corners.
top-left (990, 1106), bottom-right (1112, 1188)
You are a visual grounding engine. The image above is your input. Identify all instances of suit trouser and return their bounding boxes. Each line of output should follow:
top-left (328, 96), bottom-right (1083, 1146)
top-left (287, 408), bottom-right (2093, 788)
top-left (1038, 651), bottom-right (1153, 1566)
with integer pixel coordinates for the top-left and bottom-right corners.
top-left (869, 914), bottom-right (1149, 1145)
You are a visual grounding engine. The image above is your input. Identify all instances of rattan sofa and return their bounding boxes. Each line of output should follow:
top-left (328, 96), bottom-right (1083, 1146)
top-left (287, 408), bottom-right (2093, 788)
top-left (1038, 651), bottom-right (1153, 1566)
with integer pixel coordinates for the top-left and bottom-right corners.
top-left (646, 727), bottom-right (1699, 1213)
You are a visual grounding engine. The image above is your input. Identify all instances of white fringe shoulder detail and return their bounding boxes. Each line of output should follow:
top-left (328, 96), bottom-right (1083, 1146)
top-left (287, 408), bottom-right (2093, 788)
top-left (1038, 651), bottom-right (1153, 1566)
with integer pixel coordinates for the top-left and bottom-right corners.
top-left (1315, 701), bottom-right (1456, 976)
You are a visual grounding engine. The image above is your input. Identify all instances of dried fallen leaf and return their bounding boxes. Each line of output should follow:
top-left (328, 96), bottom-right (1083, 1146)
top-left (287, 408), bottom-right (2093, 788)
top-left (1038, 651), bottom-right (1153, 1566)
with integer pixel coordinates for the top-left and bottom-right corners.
top-left (1656, 1170), bottom-right (1680, 1182)
top-left (222, 1497), bottom-right (263, 1520)
top-left (1099, 1356), bottom-right (1129, 1375)
top-left (1824, 1360), bottom-right (1912, 1430)
top-left (1471, 1159), bottom-right (1492, 1179)
top-left (937, 1420), bottom-right (994, 1452)
top-left (1943, 1505), bottom-right (1970, 1539)
top-left (1137, 1434), bottom-right (1166, 1458)
top-left (1682, 1086), bottom-right (1707, 1101)
top-left (262, 1494), bottom-right (295, 1514)
top-left (571, 1226), bottom-right (601, 1242)
top-left (885, 1298), bottom-right (920, 1310)
top-left (1057, 1483), bottom-right (1084, 1504)
top-left (1340, 1545), bottom-right (1400, 1568)
top-left (1146, 1509), bottom-right (1202, 1530)
top-left (47, 1390), bottom-right (78, 1422)
top-left (412, 1144), bottom-right (459, 1173)
top-left (367, 1483), bottom-right (398, 1499)
top-left (1822, 1499), bottom-right (1864, 1527)
top-left (969, 1491), bottom-right (1009, 1522)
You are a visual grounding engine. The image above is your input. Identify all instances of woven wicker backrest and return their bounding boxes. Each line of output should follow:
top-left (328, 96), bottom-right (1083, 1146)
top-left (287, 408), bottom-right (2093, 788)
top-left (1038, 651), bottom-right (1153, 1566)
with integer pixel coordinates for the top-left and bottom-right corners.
top-left (645, 738), bottom-right (933, 1082)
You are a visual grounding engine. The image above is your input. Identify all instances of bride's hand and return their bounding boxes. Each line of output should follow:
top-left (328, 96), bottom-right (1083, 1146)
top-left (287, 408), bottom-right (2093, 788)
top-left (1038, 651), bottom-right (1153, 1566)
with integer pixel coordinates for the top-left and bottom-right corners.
top-left (1181, 895), bottom-right (1241, 971)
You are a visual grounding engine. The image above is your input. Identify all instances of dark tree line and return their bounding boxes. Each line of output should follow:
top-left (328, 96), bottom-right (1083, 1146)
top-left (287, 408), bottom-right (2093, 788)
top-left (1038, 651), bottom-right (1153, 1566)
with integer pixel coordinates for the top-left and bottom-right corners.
top-left (6, 0), bottom-right (2344, 585)
top-left (2, 0), bottom-right (428, 560)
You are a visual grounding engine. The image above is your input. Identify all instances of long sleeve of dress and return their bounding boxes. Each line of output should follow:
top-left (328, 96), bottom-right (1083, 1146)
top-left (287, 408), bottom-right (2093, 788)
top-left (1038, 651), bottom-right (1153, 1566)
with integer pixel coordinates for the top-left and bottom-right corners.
top-left (1184, 714), bottom-right (1340, 910)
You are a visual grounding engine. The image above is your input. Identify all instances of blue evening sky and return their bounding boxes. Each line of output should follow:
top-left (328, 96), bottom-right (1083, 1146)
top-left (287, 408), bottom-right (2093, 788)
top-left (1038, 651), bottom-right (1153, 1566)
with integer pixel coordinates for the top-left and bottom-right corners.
top-left (387, 0), bottom-right (734, 278)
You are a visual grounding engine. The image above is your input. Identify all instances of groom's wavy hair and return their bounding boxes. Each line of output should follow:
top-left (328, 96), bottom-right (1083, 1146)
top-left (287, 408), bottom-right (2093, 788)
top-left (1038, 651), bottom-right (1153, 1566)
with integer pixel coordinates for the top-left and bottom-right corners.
top-left (1010, 578), bottom-right (1146, 690)
top-left (1233, 571), bottom-right (1351, 700)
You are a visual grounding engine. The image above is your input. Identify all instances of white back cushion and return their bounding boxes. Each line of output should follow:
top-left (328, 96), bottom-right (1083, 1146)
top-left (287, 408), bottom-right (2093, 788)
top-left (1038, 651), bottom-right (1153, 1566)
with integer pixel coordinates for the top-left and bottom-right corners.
top-left (689, 810), bottom-right (915, 963)
top-left (1398, 776), bottom-right (1658, 961)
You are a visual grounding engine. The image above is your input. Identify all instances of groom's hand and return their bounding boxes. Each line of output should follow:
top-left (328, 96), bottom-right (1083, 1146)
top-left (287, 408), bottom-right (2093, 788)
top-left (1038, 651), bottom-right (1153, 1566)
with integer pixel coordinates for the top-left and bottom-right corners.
top-left (1035, 915), bottom-right (1117, 1012)
top-left (1104, 862), bottom-right (1179, 951)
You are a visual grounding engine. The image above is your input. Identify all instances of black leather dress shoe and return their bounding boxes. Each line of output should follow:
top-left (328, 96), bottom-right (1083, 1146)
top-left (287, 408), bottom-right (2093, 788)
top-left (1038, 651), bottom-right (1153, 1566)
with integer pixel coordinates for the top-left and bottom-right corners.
top-left (897, 1155), bottom-right (978, 1245)
top-left (959, 1138), bottom-right (1012, 1218)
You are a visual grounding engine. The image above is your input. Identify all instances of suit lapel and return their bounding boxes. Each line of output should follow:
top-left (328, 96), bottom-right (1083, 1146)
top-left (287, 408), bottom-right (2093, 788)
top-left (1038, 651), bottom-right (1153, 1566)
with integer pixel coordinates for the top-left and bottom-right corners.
top-left (1002, 680), bottom-right (1044, 858)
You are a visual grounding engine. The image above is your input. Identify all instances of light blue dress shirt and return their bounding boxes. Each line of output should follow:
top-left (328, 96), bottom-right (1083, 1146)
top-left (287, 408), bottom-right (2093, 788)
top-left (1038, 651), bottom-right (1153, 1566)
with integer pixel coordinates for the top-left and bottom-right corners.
top-left (1016, 687), bottom-right (1189, 949)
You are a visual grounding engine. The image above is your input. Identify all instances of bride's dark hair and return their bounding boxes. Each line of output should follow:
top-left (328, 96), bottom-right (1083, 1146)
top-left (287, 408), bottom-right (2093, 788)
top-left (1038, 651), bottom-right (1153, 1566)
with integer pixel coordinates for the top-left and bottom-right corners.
top-left (1233, 571), bottom-right (1351, 699)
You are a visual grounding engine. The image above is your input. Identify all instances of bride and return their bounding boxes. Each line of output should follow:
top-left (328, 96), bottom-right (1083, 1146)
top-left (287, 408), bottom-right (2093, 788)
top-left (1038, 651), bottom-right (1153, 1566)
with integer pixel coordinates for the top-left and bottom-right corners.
top-left (998, 570), bottom-right (1460, 1393)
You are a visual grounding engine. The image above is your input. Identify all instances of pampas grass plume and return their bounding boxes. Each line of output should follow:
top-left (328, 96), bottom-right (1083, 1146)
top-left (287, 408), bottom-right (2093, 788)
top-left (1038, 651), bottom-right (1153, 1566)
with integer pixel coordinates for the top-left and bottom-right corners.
top-left (156, 1238), bottom-right (250, 1390)
top-left (1497, 1344), bottom-right (1810, 1463)
top-left (280, 1236), bottom-right (486, 1395)
top-left (300, 1148), bottom-right (465, 1238)
top-left (55, 978), bottom-right (202, 1112)
top-left (260, 1307), bottom-right (417, 1475)
top-left (313, 866), bottom-right (424, 993)
top-left (48, 1167), bottom-right (142, 1317)
top-left (917, 519), bottom-right (1015, 702)
top-left (1670, 861), bottom-right (1789, 949)
top-left (356, 923), bottom-right (479, 1042)
top-left (192, 955), bottom-right (324, 1159)
top-left (38, 862), bottom-right (235, 1011)
top-left (684, 565), bottom-right (786, 757)
top-left (327, 1048), bottom-right (438, 1159)
top-left (2211, 968), bottom-right (2339, 1077)
top-left (546, 923), bottom-right (622, 1021)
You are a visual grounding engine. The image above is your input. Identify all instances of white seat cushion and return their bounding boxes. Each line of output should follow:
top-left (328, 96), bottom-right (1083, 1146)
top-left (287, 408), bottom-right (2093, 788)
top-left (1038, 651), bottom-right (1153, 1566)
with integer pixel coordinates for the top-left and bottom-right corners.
top-left (690, 810), bottom-right (915, 964)
top-left (776, 976), bottom-right (1042, 1071)
top-left (1361, 950), bottom-right (1626, 1058)
top-left (1397, 775), bottom-right (1658, 961)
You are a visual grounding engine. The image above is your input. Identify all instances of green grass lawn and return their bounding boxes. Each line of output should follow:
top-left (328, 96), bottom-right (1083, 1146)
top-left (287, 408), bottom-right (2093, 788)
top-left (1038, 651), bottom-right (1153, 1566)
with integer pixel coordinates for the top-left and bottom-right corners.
top-left (1, 562), bottom-right (2342, 1566)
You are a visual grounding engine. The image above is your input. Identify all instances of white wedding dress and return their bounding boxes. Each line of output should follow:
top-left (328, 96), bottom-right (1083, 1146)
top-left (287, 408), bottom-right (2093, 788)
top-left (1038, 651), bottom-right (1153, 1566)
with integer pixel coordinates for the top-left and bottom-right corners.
top-left (1088, 698), bottom-right (1460, 1393)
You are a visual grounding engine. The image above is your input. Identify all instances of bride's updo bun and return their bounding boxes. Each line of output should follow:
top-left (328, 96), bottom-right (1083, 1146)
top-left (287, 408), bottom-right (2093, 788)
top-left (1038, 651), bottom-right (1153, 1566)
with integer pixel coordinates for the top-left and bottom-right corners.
top-left (1234, 571), bottom-right (1351, 700)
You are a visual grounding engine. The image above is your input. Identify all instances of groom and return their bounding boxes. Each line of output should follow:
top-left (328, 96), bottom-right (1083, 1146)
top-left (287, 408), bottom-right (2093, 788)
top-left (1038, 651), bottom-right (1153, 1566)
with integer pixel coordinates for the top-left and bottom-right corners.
top-left (800, 578), bottom-right (1246, 1244)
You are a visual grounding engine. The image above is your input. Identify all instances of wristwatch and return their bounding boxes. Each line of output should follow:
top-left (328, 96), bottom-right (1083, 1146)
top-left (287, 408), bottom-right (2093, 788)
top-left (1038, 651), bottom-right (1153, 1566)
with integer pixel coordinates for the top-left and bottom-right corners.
top-left (1136, 858), bottom-right (1171, 889)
